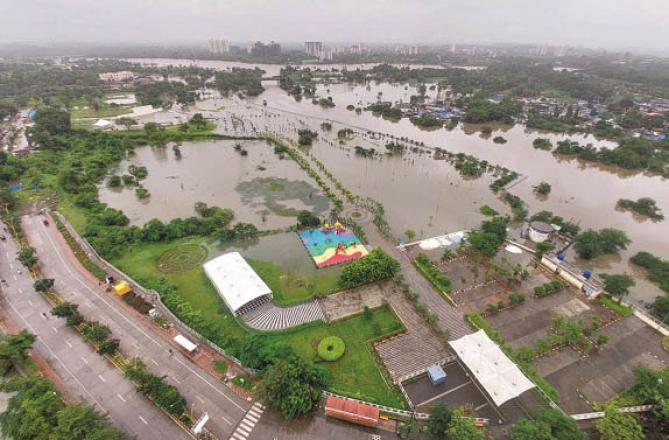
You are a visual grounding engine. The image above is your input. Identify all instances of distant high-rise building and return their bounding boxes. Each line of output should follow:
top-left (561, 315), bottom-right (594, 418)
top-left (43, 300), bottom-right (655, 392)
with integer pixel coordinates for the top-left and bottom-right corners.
top-left (208, 39), bottom-right (230, 54)
top-left (248, 41), bottom-right (281, 57)
top-left (394, 45), bottom-right (427, 56)
top-left (304, 42), bottom-right (323, 57)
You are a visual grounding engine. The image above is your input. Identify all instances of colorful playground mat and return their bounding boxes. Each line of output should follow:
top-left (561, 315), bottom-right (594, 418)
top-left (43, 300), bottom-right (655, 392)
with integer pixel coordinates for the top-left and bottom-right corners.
top-left (298, 222), bottom-right (369, 268)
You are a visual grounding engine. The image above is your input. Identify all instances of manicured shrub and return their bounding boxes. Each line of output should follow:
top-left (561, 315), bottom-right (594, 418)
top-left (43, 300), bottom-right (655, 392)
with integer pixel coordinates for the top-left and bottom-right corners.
top-left (317, 336), bottom-right (345, 361)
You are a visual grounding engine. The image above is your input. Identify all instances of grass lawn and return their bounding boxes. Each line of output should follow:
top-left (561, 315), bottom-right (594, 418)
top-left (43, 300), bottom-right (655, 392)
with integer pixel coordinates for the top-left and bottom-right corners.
top-left (265, 304), bottom-right (407, 407)
top-left (110, 237), bottom-right (407, 407)
top-left (247, 258), bottom-right (339, 305)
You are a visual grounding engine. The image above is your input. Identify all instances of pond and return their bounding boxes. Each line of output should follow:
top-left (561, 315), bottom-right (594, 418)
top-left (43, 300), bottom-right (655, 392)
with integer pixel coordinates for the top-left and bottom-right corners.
top-left (98, 139), bottom-right (330, 229)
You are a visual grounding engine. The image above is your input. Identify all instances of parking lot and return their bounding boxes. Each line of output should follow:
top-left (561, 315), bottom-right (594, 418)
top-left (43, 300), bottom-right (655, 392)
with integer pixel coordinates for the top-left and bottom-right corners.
top-left (486, 283), bottom-right (669, 413)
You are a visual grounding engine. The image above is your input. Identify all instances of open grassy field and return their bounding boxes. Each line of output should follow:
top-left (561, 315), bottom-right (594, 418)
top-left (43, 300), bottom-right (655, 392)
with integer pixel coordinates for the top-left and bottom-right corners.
top-left (110, 238), bottom-right (406, 407)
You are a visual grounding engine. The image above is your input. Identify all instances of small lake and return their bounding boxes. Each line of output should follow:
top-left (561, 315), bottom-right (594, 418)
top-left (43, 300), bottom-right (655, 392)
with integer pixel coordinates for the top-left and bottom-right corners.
top-left (98, 139), bottom-right (330, 228)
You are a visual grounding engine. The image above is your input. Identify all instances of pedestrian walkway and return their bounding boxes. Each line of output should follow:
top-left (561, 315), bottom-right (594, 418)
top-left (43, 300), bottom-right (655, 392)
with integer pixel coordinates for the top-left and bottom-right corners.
top-left (241, 301), bottom-right (325, 330)
top-left (230, 401), bottom-right (265, 440)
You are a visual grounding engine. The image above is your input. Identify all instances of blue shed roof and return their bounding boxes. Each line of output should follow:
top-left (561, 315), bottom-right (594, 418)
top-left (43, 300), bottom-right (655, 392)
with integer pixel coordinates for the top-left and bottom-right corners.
top-left (427, 364), bottom-right (446, 382)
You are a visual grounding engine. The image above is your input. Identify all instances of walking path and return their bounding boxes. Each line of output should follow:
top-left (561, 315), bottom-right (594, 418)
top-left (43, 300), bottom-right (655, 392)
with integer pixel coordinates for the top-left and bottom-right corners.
top-left (357, 218), bottom-right (471, 340)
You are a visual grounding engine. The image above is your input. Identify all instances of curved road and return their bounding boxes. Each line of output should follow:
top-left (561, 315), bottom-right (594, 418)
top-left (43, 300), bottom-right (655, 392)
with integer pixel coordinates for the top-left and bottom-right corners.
top-left (0, 221), bottom-right (189, 439)
top-left (20, 215), bottom-right (250, 438)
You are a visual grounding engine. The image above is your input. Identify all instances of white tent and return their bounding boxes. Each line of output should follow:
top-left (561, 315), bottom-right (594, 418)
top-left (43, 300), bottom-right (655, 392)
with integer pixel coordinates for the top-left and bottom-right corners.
top-left (203, 252), bottom-right (272, 315)
top-left (449, 330), bottom-right (535, 407)
top-left (93, 119), bottom-right (112, 129)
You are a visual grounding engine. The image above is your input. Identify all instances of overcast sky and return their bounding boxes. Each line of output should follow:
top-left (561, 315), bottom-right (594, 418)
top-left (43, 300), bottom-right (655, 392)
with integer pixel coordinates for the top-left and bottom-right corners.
top-left (1, 0), bottom-right (666, 51)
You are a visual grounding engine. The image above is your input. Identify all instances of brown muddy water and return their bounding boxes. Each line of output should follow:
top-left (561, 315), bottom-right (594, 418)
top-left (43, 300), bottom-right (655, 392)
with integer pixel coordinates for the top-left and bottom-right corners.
top-left (98, 139), bottom-right (330, 229)
top-left (109, 60), bottom-right (667, 305)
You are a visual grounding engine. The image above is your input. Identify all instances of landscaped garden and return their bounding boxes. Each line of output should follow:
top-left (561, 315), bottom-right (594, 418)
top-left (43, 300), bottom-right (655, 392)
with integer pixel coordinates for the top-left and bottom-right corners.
top-left (111, 238), bottom-right (407, 407)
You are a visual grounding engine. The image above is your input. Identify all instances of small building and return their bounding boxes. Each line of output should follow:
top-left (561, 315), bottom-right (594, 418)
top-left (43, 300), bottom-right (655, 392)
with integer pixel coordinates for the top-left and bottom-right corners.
top-left (324, 396), bottom-right (380, 428)
top-left (427, 364), bottom-right (447, 386)
top-left (528, 221), bottom-right (555, 243)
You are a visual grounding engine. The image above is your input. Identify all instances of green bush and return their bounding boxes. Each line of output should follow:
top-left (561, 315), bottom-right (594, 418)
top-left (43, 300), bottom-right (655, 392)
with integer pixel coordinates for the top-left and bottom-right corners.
top-left (414, 253), bottom-right (452, 293)
top-left (317, 336), bottom-right (346, 361)
top-left (509, 293), bottom-right (526, 305)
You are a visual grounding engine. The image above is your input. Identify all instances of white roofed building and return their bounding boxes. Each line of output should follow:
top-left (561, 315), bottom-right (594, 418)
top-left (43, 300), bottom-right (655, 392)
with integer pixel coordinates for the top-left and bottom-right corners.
top-left (449, 330), bottom-right (535, 407)
top-left (203, 252), bottom-right (273, 315)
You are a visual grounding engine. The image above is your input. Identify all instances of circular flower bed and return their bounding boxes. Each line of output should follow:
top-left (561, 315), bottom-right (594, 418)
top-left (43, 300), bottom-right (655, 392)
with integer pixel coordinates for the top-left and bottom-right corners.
top-left (317, 336), bottom-right (346, 361)
top-left (157, 244), bottom-right (208, 273)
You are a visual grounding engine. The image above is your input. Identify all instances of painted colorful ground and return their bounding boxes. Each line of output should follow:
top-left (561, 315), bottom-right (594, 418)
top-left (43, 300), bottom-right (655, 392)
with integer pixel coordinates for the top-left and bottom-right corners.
top-left (298, 224), bottom-right (369, 268)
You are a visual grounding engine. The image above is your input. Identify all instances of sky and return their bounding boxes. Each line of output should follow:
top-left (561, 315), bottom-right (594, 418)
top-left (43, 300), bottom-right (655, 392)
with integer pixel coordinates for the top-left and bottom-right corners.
top-left (1, 0), bottom-right (667, 51)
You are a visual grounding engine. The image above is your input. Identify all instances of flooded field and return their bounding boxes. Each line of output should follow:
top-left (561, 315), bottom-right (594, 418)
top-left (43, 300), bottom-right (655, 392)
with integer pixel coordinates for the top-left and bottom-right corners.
top-left (124, 58), bottom-right (667, 306)
top-left (98, 139), bottom-right (330, 228)
top-left (213, 232), bottom-right (341, 280)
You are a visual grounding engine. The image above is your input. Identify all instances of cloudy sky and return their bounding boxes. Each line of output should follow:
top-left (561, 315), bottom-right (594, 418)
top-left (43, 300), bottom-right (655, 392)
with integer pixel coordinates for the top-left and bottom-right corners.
top-left (1, 0), bottom-right (666, 51)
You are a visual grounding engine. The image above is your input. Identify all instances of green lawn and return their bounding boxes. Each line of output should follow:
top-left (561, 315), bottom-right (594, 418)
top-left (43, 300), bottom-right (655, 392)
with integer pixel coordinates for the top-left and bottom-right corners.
top-left (265, 304), bottom-right (407, 407)
top-left (247, 258), bottom-right (340, 305)
top-left (110, 238), bottom-right (406, 407)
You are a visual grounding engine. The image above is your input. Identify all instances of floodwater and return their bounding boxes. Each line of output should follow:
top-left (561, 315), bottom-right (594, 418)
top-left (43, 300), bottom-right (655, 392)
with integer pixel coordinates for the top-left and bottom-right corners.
top-left (118, 58), bottom-right (668, 305)
top-left (126, 57), bottom-right (444, 78)
top-left (212, 232), bottom-right (341, 280)
top-left (98, 139), bottom-right (330, 228)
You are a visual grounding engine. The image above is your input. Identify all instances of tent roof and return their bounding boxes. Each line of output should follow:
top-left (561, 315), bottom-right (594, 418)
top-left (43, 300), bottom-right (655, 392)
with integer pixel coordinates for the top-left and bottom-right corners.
top-left (203, 252), bottom-right (272, 314)
top-left (93, 119), bottom-right (112, 127)
top-left (174, 334), bottom-right (197, 352)
top-left (449, 329), bottom-right (535, 407)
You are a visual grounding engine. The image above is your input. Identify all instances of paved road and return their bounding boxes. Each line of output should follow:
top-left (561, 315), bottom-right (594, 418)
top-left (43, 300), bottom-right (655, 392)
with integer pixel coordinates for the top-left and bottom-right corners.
top-left (0, 222), bottom-right (189, 440)
top-left (21, 215), bottom-right (250, 438)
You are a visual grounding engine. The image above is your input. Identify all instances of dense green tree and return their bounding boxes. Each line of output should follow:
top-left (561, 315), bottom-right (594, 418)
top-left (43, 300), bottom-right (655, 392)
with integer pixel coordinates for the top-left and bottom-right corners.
top-left (0, 330), bottom-right (36, 375)
top-left (51, 302), bottom-right (83, 326)
top-left (600, 273), bottom-right (635, 300)
top-left (574, 229), bottom-right (630, 259)
top-left (510, 418), bottom-right (553, 440)
top-left (33, 278), bottom-right (55, 293)
top-left (651, 296), bottom-right (669, 322)
top-left (534, 182), bottom-right (551, 195)
top-left (51, 404), bottom-right (122, 440)
top-left (81, 321), bottom-right (111, 344)
top-left (338, 248), bottom-right (400, 288)
top-left (17, 246), bottom-right (38, 269)
top-left (237, 336), bottom-right (293, 372)
top-left (426, 403), bottom-right (452, 439)
top-left (296, 211), bottom-right (320, 228)
top-left (35, 108), bottom-right (71, 135)
top-left (595, 404), bottom-right (644, 440)
top-left (447, 410), bottom-right (487, 440)
top-left (255, 356), bottom-right (329, 418)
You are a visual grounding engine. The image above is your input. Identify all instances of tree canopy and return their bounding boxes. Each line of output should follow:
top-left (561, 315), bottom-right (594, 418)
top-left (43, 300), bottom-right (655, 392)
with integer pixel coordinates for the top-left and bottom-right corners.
top-left (338, 248), bottom-right (400, 288)
top-left (574, 228), bottom-right (630, 259)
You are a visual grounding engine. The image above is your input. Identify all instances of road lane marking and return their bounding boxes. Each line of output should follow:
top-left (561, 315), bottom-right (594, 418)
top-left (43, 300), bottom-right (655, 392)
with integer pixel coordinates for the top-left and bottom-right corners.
top-left (18, 288), bottom-right (22, 294)
top-left (236, 424), bottom-right (251, 435)
top-left (37, 217), bottom-right (247, 412)
top-left (27, 299), bottom-right (33, 306)
top-left (4, 299), bottom-right (105, 411)
top-left (81, 356), bottom-right (89, 365)
top-left (241, 420), bottom-right (255, 429)
top-left (98, 374), bottom-right (106, 383)
top-left (232, 433), bottom-right (247, 440)
top-left (12, 275), bottom-right (16, 281)
top-left (117, 394), bottom-right (126, 403)
top-left (220, 415), bottom-right (232, 425)
top-left (196, 395), bottom-right (205, 403)
top-left (150, 359), bottom-right (159, 366)
top-left (245, 413), bottom-right (258, 423)
top-left (65, 340), bottom-right (72, 348)
top-left (138, 415), bottom-right (148, 425)
top-left (51, 326), bottom-right (58, 333)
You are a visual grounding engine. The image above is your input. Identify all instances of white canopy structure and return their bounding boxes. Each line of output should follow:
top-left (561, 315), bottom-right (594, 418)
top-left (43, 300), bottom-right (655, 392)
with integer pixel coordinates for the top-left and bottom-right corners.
top-left (203, 252), bottom-right (273, 315)
top-left (93, 119), bottom-right (112, 129)
top-left (449, 330), bottom-right (535, 407)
